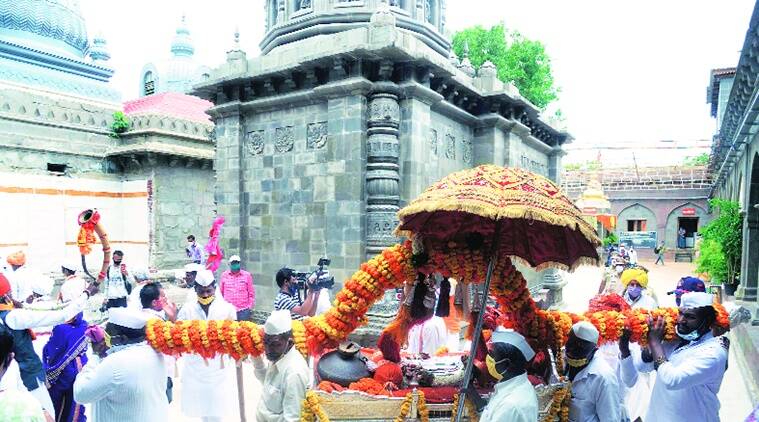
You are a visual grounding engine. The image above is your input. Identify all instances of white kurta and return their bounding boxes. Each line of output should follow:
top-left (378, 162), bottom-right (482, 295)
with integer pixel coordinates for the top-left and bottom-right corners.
top-left (620, 332), bottom-right (727, 422)
top-left (73, 343), bottom-right (168, 422)
top-left (177, 298), bottom-right (238, 419)
top-left (480, 373), bottom-right (538, 422)
top-left (7, 266), bottom-right (35, 303)
top-left (569, 355), bottom-right (621, 422)
top-left (253, 346), bottom-right (311, 422)
top-left (406, 316), bottom-right (447, 355)
top-left (624, 291), bottom-right (657, 310)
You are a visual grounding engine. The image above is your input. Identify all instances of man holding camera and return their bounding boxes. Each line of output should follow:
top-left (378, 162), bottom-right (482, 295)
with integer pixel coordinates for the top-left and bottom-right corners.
top-left (274, 268), bottom-right (321, 320)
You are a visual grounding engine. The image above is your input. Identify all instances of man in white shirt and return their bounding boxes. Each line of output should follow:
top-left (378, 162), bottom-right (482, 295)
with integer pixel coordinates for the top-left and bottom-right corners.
top-left (102, 250), bottom-right (134, 310)
top-left (139, 282), bottom-right (177, 403)
top-left (479, 329), bottom-right (538, 422)
top-left (566, 321), bottom-right (621, 422)
top-left (127, 268), bottom-right (151, 311)
top-left (6, 251), bottom-right (34, 306)
top-left (177, 270), bottom-right (238, 422)
top-left (620, 292), bottom-right (727, 422)
top-left (253, 309), bottom-right (311, 422)
top-left (0, 272), bottom-right (92, 416)
top-left (59, 263), bottom-right (86, 304)
top-left (73, 307), bottom-right (168, 422)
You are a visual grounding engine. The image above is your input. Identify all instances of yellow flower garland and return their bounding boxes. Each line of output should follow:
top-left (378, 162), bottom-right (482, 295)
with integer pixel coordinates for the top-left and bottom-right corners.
top-left (300, 390), bottom-right (329, 422)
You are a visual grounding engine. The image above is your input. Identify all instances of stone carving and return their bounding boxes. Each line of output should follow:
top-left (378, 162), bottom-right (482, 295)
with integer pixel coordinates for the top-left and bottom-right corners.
top-left (307, 122), bottom-right (327, 149)
top-left (462, 138), bottom-right (472, 165)
top-left (430, 129), bottom-right (438, 155)
top-left (246, 130), bottom-right (265, 155)
top-left (389, 0), bottom-right (400, 6)
top-left (445, 133), bottom-right (455, 159)
top-left (299, 0), bottom-right (312, 9)
top-left (424, 0), bottom-right (433, 23)
top-left (368, 97), bottom-right (400, 123)
top-left (275, 126), bottom-right (294, 152)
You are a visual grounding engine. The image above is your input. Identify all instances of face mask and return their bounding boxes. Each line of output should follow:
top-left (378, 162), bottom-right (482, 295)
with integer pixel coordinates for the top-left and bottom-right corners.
top-left (288, 283), bottom-right (298, 295)
top-left (231, 263), bottom-right (241, 272)
top-left (627, 286), bottom-right (642, 299)
top-left (676, 323), bottom-right (703, 342)
top-left (565, 348), bottom-right (593, 368)
top-left (485, 355), bottom-right (505, 381)
top-left (198, 295), bottom-right (215, 306)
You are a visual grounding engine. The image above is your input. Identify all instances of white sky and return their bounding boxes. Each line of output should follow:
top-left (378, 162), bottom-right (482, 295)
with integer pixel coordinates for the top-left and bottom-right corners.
top-left (79, 0), bottom-right (754, 151)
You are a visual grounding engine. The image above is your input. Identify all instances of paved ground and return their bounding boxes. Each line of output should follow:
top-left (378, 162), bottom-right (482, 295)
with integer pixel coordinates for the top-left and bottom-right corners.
top-left (162, 259), bottom-right (754, 420)
top-left (561, 259), bottom-right (754, 422)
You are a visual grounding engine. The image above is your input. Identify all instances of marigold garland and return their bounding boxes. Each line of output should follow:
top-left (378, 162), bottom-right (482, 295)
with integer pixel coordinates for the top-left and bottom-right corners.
top-left (300, 390), bottom-right (329, 422)
top-left (540, 383), bottom-right (571, 422)
top-left (394, 391), bottom-right (429, 422)
top-left (450, 394), bottom-right (478, 422)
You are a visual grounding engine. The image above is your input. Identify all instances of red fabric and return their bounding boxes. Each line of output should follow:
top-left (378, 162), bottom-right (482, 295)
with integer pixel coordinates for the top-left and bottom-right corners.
top-left (204, 215), bottom-right (225, 272)
top-left (377, 331), bottom-right (401, 363)
top-left (374, 362), bottom-right (403, 386)
top-left (0, 273), bottom-right (9, 296)
top-left (390, 386), bottom-right (460, 403)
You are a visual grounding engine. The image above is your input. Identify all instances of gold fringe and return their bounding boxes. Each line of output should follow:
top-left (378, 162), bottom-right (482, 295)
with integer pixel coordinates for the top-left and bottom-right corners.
top-left (506, 254), bottom-right (601, 274)
top-left (395, 199), bottom-right (600, 248)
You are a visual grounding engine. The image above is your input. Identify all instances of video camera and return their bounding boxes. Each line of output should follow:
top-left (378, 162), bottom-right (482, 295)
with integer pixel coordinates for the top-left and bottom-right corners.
top-left (293, 258), bottom-right (335, 291)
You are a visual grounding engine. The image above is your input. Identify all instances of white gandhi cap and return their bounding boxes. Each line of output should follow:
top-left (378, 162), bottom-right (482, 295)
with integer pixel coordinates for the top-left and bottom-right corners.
top-left (108, 307), bottom-right (150, 330)
top-left (680, 292), bottom-right (714, 309)
top-left (228, 255), bottom-right (241, 263)
top-left (195, 269), bottom-right (215, 287)
top-left (491, 328), bottom-right (535, 361)
top-left (264, 310), bottom-right (293, 335)
top-left (571, 321), bottom-right (599, 344)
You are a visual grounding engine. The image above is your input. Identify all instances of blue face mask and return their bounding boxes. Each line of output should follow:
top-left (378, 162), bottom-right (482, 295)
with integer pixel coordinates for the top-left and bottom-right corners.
top-left (627, 286), bottom-right (642, 300)
top-left (676, 325), bottom-right (701, 341)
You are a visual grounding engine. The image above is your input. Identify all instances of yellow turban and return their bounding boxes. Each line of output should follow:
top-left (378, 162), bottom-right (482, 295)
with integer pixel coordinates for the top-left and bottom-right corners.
top-left (6, 250), bottom-right (26, 266)
top-left (620, 268), bottom-right (648, 288)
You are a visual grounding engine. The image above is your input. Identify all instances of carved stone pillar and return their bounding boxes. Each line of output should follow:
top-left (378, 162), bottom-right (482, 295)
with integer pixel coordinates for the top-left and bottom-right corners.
top-left (737, 210), bottom-right (759, 302)
top-left (355, 78), bottom-right (402, 344)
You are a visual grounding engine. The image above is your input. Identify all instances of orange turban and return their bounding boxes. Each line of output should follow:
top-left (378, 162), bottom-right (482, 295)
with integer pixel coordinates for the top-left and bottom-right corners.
top-left (0, 273), bottom-right (9, 296)
top-left (6, 250), bottom-right (26, 266)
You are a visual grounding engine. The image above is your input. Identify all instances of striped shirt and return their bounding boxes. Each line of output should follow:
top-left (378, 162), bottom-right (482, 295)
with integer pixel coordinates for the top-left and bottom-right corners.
top-left (273, 291), bottom-right (303, 320)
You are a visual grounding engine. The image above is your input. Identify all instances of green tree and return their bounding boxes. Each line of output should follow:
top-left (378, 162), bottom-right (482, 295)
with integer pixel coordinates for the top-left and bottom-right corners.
top-left (683, 153), bottom-right (709, 167)
top-left (695, 199), bottom-right (743, 285)
top-left (452, 24), bottom-right (558, 109)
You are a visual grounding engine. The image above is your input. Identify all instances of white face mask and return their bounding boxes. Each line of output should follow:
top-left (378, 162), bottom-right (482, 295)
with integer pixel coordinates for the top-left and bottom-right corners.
top-left (676, 325), bottom-right (701, 341)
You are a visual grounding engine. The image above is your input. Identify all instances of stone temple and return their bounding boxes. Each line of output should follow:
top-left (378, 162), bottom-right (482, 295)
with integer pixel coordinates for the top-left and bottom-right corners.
top-left (194, 0), bottom-right (571, 330)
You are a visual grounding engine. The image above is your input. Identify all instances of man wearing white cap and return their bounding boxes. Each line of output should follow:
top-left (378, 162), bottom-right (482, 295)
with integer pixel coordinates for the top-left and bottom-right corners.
top-left (59, 262), bottom-right (85, 304)
top-left (177, 269), bottom-right (238, 421)
top-left (219, 255), bottom-right (255, 321)
top-left (565, 321), bottom-right (621, 422)
top-left (620, 291), bottom-right (727, 422)
top-left (73, 307), bottom-right (168, 422)
top-left (253, 309), bottom-right (310, 422)
top-left (478, 329), bottom-right (538, 422)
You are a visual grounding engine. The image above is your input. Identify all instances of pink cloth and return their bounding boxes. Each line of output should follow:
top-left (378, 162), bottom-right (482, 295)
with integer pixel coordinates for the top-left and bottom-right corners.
top-left (219, 270), bottom-right (255, 311)
top-left (204, 215), bottom-right (225, 272)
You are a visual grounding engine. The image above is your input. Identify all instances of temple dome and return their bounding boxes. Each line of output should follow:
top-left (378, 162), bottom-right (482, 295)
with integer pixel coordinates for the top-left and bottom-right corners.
top-left (139, 16), bottom-right (211, 97)
top-left (0, 0), bottom-right (89, 59)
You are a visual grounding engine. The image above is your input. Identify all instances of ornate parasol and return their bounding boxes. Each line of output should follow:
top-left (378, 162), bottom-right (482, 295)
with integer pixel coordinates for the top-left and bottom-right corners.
top-left (395, 164), bottom-right (600, 422)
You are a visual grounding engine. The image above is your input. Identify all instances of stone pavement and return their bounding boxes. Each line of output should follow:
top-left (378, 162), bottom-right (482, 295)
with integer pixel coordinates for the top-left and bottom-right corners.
top-left (561, 259), bottom-right (755, 421)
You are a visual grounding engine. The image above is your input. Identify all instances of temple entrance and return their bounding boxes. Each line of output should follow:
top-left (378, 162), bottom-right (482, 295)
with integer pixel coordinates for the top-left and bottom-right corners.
top-left (677, 217), bottom-right (699, 248)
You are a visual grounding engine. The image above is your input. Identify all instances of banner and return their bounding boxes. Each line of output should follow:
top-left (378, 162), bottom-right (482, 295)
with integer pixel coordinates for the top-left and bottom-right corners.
top-left (619, 231), bottom-right (658, 249)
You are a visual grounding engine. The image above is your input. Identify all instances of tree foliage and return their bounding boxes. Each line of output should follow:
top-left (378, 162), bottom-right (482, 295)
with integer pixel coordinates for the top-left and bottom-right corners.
top-left (602, 232), bottom-right (619, 247)
top-left (683, 153), bottom-right (709, 167)
top-left (451, 24), bottom-right (558, 109)
top-left (695, 199), bottom-right (743, 285)
top-left (110, 111), bottom-right (130, 138)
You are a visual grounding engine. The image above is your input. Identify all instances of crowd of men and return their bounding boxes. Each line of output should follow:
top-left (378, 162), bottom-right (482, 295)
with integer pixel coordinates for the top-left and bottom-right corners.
top-left (0, 243), bottom-right (747, 422)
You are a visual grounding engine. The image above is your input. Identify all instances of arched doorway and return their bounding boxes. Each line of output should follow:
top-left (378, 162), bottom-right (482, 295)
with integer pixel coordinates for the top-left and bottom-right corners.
top-left (739, 153), bottom-right (759, 301)
top-left (664, 202), bottom-right (708, 250)
top-left (617, 203), bottom-right (658, 249)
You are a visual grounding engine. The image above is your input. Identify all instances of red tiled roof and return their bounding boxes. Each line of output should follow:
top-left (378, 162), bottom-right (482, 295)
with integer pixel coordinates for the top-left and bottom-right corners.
top-left (123, 92), bottom-right (212, 124)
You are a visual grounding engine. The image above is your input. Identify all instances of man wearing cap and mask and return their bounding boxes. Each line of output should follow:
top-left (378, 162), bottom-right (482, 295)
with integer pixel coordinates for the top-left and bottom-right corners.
top-left (478, 329), bottom-right (538, 422)
top-left (177, 269), bottom-right (239, 421)
top-left (620, 291), bottom-right (727, 422)
top-left (220, 255), bottom-right (255, 321)
top-left (620, 268), bottom-right (657, 310)
top-left (73, 307), bottom-right (168, 421)
top-left (253, 309), bottom-right (310, 422)
top-left (565, 321), bottom-right (621, 422)
top-left (0, 272), bottom-right (94, 416)
top-left (6, 250), bottom-right (34, 305)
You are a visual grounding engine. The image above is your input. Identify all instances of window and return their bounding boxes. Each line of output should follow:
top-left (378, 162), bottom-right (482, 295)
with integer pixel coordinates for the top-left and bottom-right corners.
top-left (143, 71), bottom-right (155, 96)
top-left (626, 219), bottom-right (647, 231)
top-left (47, 163), bottom-right (67, 174)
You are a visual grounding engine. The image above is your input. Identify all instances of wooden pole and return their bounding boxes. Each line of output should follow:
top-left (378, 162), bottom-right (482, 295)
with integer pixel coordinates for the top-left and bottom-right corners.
top-left (237, 363), bottom-right (247, 422)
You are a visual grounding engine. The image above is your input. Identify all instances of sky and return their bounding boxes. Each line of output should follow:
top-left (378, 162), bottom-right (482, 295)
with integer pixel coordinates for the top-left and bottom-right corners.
top-left (79, 0), bottom-right (755, 161)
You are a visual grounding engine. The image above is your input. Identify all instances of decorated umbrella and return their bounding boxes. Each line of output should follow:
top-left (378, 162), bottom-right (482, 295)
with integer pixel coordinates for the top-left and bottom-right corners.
top-left (395, 164), bottom-right (600, 422)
